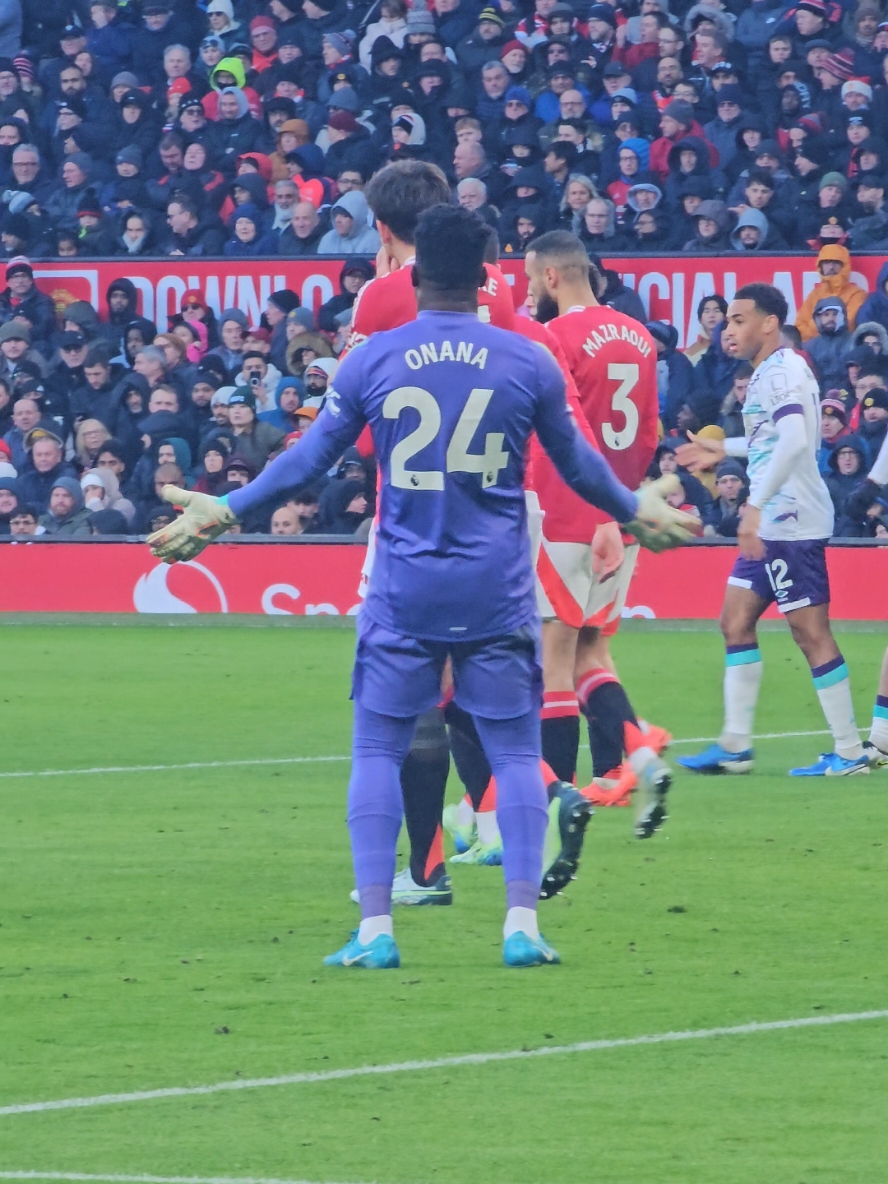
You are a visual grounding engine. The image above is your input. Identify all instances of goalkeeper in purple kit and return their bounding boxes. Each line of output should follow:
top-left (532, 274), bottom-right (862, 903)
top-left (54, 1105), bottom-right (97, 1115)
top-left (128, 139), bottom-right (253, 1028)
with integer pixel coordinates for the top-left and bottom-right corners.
top-left (148, 204), bottom-right (696, 969)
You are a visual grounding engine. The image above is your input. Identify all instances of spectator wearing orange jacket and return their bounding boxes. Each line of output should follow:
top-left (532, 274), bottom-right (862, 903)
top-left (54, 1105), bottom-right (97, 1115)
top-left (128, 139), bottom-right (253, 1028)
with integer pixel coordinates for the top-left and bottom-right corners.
top-left (795, 244), bottom-right (867, 341)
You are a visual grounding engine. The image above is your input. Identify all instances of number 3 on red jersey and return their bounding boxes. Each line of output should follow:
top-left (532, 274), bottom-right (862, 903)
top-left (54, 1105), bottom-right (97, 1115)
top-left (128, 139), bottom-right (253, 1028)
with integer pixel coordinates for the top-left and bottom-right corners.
top-left (603, 362), bottom-right (639, 452)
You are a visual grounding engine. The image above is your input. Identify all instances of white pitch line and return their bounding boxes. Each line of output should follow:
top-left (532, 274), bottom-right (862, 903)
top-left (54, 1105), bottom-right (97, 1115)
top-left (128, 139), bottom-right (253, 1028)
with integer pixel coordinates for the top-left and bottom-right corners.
top-left (669, 727), bottom-right (844, 746)
top-left (0, 1176), bottom-right (369, 1184)
top-left (0, 756), bottom-right (350, 780)
top-left (0, 727), bottom-right (858, 781)
top-left (1, 1010), bottom-right (886, 1119)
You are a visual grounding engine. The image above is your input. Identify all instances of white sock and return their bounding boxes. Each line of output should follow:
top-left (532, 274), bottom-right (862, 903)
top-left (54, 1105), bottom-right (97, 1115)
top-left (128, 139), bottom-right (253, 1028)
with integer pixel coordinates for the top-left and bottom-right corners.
top-left (454, 797), bottom-right (475, 829)
top-left (627, 745), bottom-right (657, 776)
top-left (870, 696), bottom-right (888, 752)
top-left (358, 915), bottom-right (393, 944)
top-left (719, 646), bottom-right (763, 751)
top-left (813, 658), bottom-right (863, 760)
top-left (504, 906), bottom-right (539, 940)
top-left (477, 810), bottom-right (501, 846)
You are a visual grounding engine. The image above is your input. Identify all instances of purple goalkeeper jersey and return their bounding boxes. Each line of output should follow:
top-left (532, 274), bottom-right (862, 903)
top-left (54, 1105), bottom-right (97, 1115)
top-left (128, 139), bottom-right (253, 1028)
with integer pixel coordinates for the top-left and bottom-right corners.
top-left (228, 310), bottom-right (638, 642)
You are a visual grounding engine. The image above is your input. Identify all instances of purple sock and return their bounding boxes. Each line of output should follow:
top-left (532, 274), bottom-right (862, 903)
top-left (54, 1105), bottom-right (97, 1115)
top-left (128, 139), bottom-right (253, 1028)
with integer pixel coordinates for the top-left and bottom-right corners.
top-left (348, 702), bottom-right (416, 920)
top-left (473, 711), bottom-right (548, 897)
top-left (506, 879), bottom-right (542, 910)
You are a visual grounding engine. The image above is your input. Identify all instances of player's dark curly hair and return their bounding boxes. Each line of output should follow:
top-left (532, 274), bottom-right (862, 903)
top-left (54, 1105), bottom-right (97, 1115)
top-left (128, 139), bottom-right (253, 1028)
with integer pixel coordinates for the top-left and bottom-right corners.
top-left (414, 204), bottom-right (487, 291)
top-left (735, 282), bottom-right (788, 326)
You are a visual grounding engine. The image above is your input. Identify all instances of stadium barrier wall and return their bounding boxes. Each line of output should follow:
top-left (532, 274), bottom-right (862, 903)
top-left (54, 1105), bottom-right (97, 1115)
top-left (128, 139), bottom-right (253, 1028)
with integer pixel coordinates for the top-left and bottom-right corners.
top-left (34, 253), bottom-right (888, 350)
top-left (1, 539), bottom-right (886, 619)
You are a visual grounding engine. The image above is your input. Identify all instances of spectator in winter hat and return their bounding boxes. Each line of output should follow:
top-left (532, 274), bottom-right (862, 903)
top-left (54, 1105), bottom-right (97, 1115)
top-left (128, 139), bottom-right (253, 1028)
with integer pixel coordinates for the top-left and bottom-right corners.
top-left (817, 396), bottom-right (849, 474)
top-left (649, 100), bottom-right (716, 180)
top-left (795, 170), bottom-right (852, 244)
top-left (848, 173), bottom-right (888, 250)
top-left (456, 8), bottom-right (509, 78)
top-left (582, 3), bottom-right (618, 66)
top-left (786, 0), bottom-right (836, 50)
top-left (39, 475), bottom-right (90, 537)
top-left (0, 258), bottom-right (56, 348)
top-left (814, 48), bottom-right (856, 120)
top-left (207, 309), bottom-right (248, 377)
top-left (206, 0), bottom-right (243, 51)
top-left (250, 16), bottom-right (279, 72)
top-left (499, 39), bottom-right (530, 84)
top-left (227, 386), bottom-right (286, 470)
top-left (858, 387), bottom-right (888, 462)
top-left (702, 459), bottom-right (748, 539)
top-left (702, 85), bottom-right (746, 169)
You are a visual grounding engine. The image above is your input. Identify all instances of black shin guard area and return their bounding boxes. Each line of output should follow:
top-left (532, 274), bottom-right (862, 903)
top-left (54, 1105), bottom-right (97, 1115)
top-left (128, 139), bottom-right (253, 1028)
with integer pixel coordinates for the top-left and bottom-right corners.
top-left (582, 682), bottom-right (637, 779)
top-left (541, 715), bottom-right (580, 784)
top-left (401, 708), bottom-right (449, 885)
top-left (444, 701), bottom-right (492, 811)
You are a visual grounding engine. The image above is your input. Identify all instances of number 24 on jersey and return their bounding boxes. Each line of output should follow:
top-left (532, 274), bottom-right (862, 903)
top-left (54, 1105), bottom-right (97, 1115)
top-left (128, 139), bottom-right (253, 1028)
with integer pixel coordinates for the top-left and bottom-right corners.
top-left (383, 385), bottom-right (509, 490)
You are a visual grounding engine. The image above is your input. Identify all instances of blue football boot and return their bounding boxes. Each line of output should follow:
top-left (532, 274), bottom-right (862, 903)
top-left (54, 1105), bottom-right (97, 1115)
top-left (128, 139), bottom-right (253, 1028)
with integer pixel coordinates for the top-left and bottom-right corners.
top-left (503, 931), bottom-right (561, 967)
top-left (324, 929), bottom-right (401, 969)
top-left (677, 743), bottom-right (754, 775)
top-left (789, 752), bottom-right (870, 777)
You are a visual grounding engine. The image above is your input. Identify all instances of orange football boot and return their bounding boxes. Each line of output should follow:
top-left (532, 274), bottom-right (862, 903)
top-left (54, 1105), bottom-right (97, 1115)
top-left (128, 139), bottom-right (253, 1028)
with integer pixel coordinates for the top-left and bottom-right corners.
top-left (579, 763), bottom-right (637, 807)
top-left (638, 721), bottom-right (672, 755)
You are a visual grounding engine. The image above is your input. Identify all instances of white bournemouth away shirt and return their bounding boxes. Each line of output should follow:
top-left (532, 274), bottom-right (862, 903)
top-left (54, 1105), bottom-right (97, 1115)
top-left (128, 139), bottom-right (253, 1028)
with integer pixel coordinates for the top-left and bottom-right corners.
top-left (743, 347), bottom-right (834, 542)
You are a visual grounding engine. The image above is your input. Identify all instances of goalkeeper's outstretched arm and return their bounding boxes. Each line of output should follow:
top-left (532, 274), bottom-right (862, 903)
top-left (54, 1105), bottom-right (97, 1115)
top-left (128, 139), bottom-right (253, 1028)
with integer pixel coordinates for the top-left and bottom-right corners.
top-left (227, 403), bottom-right (365, 519)
top-left (147, 364), bottom-right (368, 563)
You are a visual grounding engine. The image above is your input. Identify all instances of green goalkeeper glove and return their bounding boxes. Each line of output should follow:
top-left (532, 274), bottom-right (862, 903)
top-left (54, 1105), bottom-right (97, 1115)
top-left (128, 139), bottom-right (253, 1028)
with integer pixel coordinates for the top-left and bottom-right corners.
top-left (624, 474), bottom-right (702, 553)
top-left (146, 486), bottom-right (240, 564)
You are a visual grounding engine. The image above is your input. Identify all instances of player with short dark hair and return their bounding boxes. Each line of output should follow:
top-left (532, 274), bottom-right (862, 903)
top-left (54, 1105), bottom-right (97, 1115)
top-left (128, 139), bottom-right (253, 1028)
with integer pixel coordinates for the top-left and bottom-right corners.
top-left (524, 230), bottom-right (671, 833)
top-left (677, 282), bottom-right (868, 778)
top-left (147, 204), bottom-right (696, 968)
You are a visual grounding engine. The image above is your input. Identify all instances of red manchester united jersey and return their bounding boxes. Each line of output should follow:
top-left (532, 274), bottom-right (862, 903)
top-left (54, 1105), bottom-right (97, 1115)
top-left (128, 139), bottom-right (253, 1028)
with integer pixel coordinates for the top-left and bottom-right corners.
top-left (515, 317), bottom-right (609, 542)
top-left (346, 260), bottom-right (515, 350)
top-left (545, 305), bottom-right (659, 493)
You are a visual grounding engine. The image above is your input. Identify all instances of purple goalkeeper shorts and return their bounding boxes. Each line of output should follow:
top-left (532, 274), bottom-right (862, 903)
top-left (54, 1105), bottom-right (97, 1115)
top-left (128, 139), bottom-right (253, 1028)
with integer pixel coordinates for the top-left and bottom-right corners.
top-left (728, 538), bottom-right (830, 613)
top-left (352, 615), bottom-right (542, 720)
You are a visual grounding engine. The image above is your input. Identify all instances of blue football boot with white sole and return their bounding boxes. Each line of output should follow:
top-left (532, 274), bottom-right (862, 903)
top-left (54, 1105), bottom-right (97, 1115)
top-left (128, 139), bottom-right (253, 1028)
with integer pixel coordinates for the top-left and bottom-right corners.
top-left (677, 743), bottom-right (754, 775)
top-left (503, 931), bottom-right (561, 967)
top-left (442, 803), bottom-right (476, 854)
top-left (789, 752), bottom-right (870, 777)
top-left (324, 930), bottom-right (401, 969)
top-left (450, 839), bottom-right (503, 865)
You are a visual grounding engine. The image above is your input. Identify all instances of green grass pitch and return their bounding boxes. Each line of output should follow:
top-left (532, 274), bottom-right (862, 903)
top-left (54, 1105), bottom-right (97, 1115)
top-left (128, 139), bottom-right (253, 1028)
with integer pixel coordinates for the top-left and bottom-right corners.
top-left (2, 622), bottom-right (888, 1184)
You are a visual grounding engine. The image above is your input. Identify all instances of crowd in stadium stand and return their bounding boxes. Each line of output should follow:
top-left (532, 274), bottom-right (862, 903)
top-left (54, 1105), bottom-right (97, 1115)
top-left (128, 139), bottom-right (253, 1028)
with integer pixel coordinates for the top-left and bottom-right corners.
top-left (1, 0), bottom-right (888, 538)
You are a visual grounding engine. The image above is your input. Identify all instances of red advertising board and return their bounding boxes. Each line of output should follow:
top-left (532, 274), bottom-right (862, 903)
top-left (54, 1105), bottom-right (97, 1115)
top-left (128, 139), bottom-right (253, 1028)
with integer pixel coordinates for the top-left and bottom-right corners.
top-left (32, 253), bottom-right (888, 352)
top-left (1, 541), bottom-right (886, 620)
